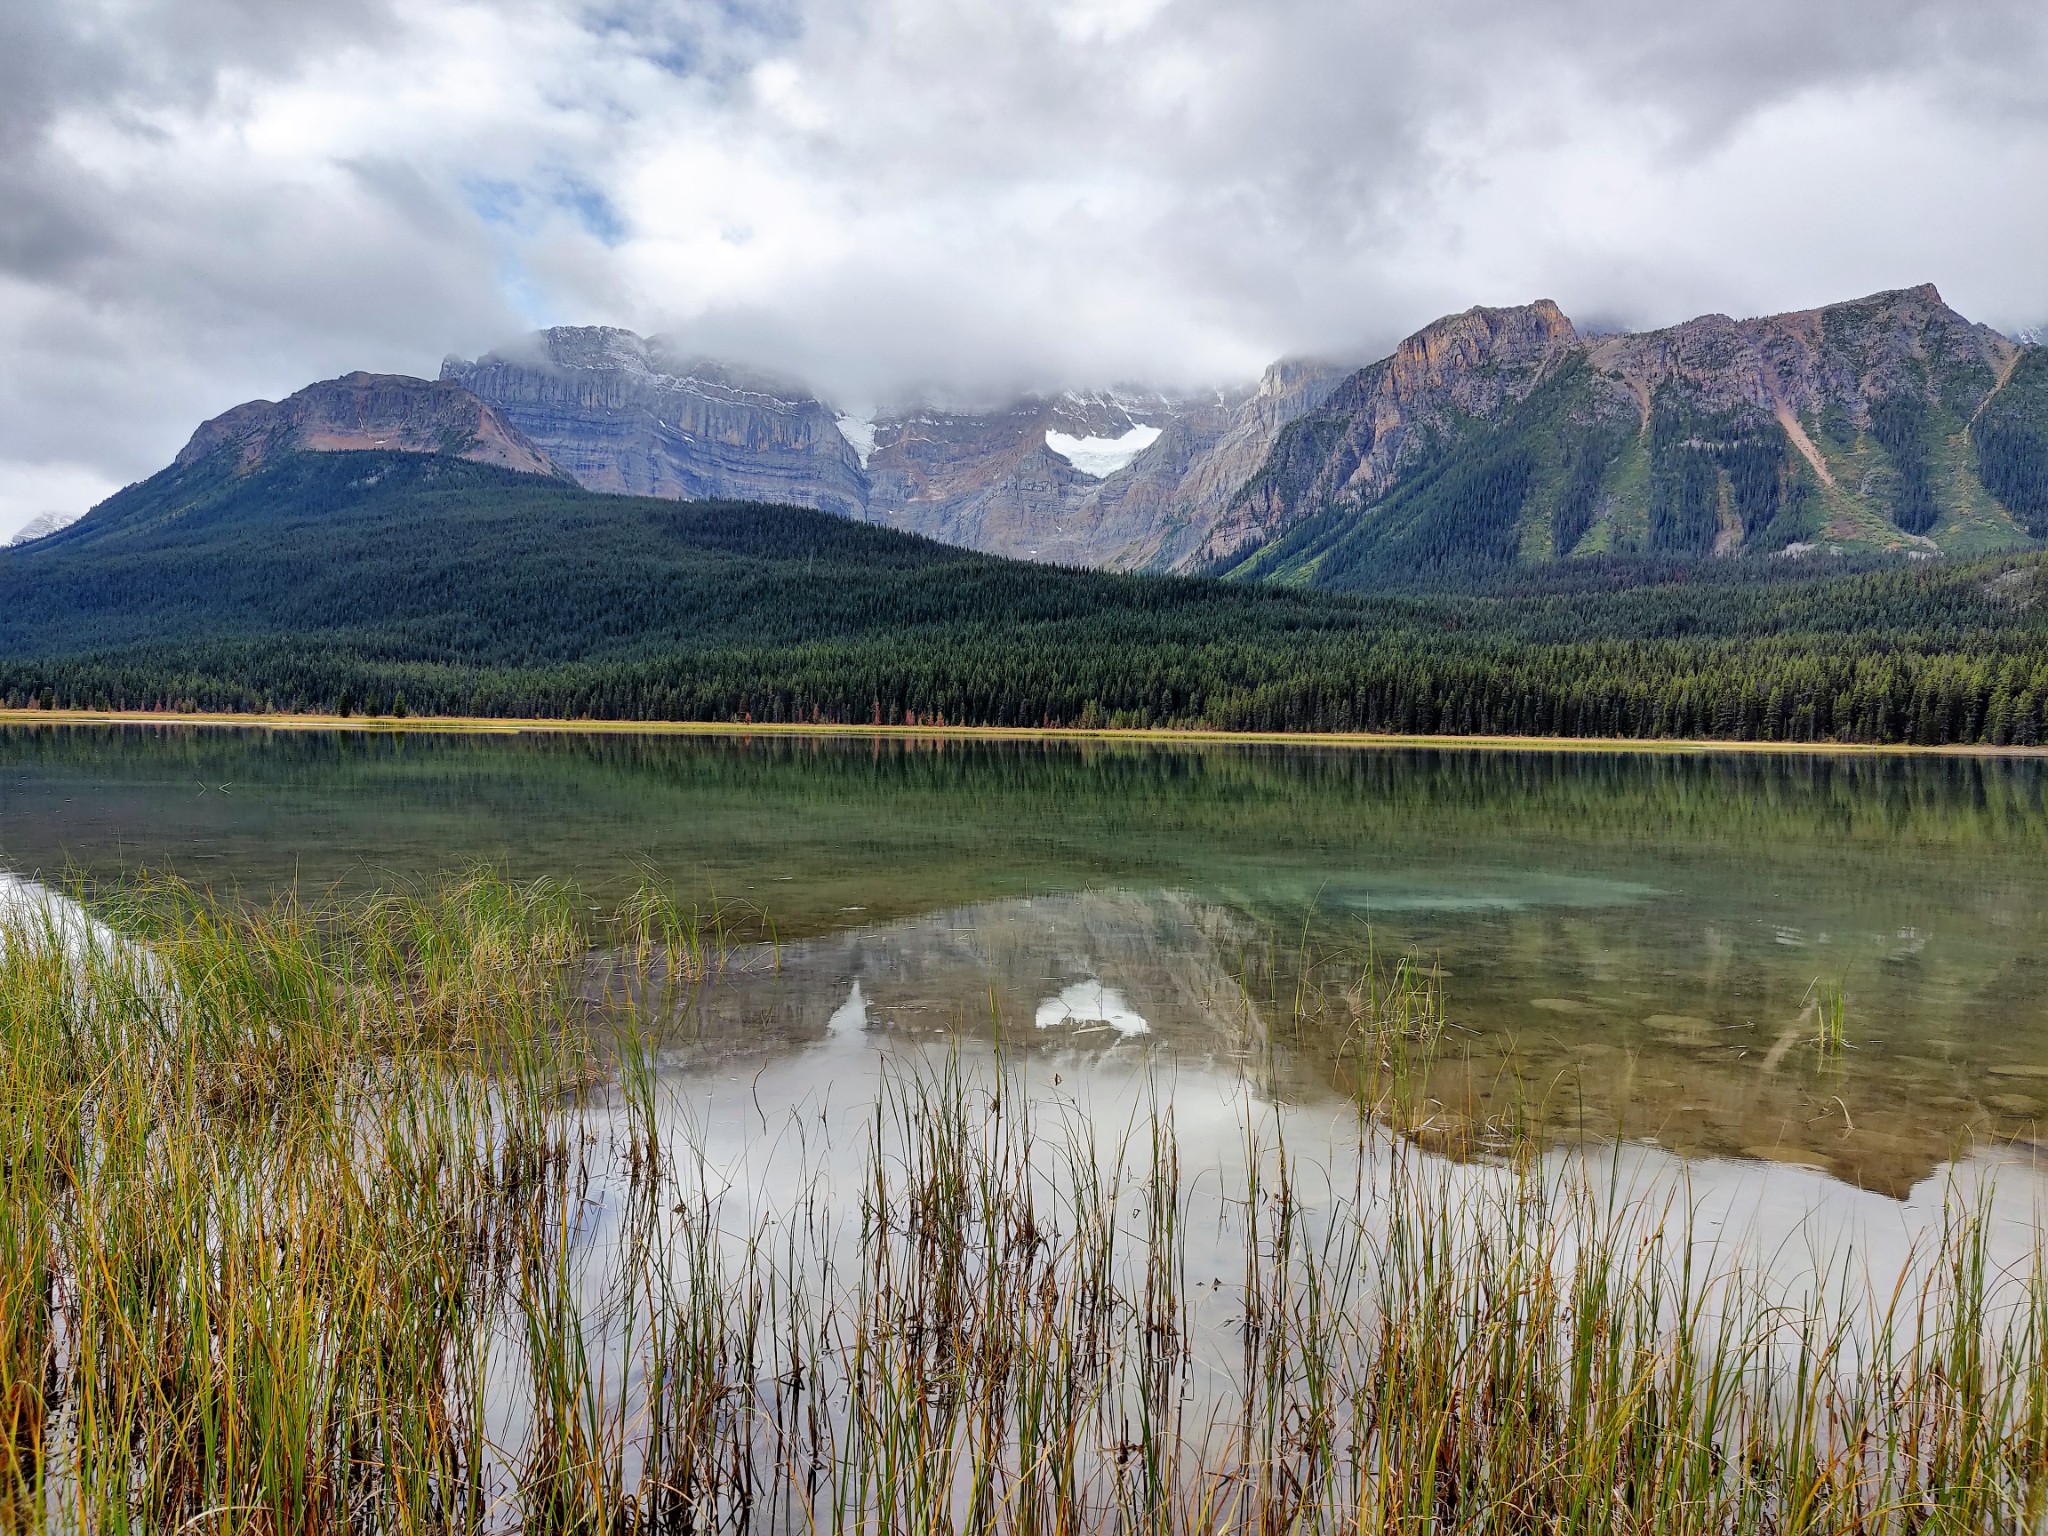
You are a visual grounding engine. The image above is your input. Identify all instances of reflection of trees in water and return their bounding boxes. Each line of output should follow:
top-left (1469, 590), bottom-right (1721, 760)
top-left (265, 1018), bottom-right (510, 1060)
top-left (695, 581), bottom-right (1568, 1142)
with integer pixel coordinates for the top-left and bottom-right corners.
top-left (6, 726), bottom-right (2046, 864)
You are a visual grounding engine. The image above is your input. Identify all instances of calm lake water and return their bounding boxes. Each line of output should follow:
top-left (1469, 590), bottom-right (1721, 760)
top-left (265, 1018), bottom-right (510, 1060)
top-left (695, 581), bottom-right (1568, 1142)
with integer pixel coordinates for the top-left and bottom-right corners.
top-left (4, 723), bottom-right (2048, 1200)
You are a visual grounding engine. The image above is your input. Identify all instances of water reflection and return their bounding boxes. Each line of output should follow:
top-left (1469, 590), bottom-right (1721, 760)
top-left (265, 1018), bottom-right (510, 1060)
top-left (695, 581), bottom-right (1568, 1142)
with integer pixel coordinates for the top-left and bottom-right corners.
top-left (594, 884), bottom-right (2044, 1197)
top-left (4, 724), bottom-right (2047, 1195)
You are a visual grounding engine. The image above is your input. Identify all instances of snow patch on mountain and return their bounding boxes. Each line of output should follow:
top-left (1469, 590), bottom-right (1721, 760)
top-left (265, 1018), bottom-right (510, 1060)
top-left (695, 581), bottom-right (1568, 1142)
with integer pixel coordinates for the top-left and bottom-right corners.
top-left (836, 413), bottom-right (877, 468)
top-left (1043, 424), bottom-right (1161, 479)
top-left (7, 510), bottom-right (82, 546)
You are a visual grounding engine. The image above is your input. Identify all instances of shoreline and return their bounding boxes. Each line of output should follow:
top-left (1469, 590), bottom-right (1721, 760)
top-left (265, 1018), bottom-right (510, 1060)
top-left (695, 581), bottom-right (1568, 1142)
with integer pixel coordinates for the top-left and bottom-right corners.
top-left (1, 707), bottom-right (2042, 757)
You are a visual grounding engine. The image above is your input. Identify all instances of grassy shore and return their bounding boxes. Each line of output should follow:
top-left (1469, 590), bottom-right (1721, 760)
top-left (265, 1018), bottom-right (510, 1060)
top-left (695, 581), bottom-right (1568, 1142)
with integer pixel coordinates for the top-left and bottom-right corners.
top-left (5, 706), bottom-right (2047, 757)
top-left (3, 873), bottom-right (2046, 1532)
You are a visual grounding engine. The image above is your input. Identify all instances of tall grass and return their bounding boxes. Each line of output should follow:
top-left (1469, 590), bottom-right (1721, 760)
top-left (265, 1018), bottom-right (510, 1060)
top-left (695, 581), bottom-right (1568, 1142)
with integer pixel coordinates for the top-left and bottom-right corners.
top-left (0, 872), bottom-right (2043, 1532)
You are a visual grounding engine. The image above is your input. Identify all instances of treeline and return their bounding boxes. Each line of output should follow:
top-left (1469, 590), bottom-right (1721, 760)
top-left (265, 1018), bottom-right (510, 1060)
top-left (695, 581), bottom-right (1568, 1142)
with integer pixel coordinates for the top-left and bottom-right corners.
top-left (9, 626), bottom-right (2048, 746)
top-left (8, 446), bottom-right (2048, 746)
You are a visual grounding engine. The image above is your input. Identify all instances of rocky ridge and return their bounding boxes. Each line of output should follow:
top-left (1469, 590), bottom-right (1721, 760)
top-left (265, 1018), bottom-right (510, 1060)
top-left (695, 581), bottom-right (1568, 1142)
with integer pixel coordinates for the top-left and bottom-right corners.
top-left (175, 372), bottom-right (558, 479)
top-left (1218, 285), bottom-right (2042, 587)
top-left (1202, 301), bottom-right (1581, 566)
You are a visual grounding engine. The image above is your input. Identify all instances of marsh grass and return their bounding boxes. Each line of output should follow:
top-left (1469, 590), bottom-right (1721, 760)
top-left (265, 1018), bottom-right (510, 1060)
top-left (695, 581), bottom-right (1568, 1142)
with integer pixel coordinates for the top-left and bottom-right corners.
top-left (0, 872), bottom-right (2044, 1533)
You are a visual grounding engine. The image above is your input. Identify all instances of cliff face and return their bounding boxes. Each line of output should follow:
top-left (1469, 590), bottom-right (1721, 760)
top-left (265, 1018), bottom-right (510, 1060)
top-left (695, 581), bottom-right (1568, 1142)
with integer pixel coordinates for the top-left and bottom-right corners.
top-left (442, 329), bottom-right (869, 518)
top-left (1219, 286), bottom-right (2043, 589)
top-left (175, 373), bottom-right (559, 478)
top-left (448, 327), bottom-right (1348, 572)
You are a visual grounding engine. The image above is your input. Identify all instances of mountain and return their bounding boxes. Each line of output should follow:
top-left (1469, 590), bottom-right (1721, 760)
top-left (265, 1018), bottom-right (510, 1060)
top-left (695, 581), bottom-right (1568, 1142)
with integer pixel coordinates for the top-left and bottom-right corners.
top-left (441, 328), bottom-right (869, 518)
top-left (1200, 301), bottom-right (1582, 568)
top-left (438, 289), bottom-right (2044, 591)
top-left (1217, 285), bottom-right (2044, 590)
top-left (0, 449), bottom-right (979, 662)
top-left (443, 328), bottom-right (1350, 570)
top-left (173, 371), bottom-right (560, 479)
top-left (24, 285), bottom-right (2047, 602)
top-left (7, 510), bottom-right (82, 547)
top-left (863, 361), bottom-right (1351, 570)
top-left (0, 442), bottom-right (1402, 705)
top-left (5, 439), bottom-right (2048, 747)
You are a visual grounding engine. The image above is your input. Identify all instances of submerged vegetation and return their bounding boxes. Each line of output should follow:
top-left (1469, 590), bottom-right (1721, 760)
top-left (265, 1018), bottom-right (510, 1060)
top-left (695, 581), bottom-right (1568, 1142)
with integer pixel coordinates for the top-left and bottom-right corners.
top-left (0, 874), bottom-right (2044, 1531)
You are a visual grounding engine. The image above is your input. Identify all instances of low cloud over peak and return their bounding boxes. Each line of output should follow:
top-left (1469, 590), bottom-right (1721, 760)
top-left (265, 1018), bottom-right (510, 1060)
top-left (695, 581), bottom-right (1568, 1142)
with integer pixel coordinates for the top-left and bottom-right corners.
top-left (2, 0), bottom-right (2045, 536)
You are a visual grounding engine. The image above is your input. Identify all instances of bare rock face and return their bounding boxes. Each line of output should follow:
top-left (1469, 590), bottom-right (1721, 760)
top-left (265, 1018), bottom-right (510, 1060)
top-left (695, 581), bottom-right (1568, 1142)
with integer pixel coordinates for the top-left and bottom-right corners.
top-left (1588, 284), bottom-right (2016, 426)
top-left (1200, 302), bottom-right (1580, 565)
top-left (863, 389), bottom-right (1198, 564)
top-left (864, 365), bottom-right (1350, 571)
top-left (175, 373), bottom-right (559, 478)
top-left (445, 325), bottom-right (1347, 571)
top-left (442, 329), bottom-right (868, 518)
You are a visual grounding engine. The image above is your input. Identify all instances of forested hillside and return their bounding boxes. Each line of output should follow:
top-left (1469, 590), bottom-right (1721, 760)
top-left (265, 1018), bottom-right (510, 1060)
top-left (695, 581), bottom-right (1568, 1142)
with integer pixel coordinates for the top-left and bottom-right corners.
top-left (6, 447), bottom-right (2048, 745)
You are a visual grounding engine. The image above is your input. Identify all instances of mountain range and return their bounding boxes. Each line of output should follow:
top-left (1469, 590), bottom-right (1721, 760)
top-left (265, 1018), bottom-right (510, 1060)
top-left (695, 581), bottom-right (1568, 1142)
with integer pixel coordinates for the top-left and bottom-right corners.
top-left (14, 283), bottom-right (2047, 594)
top-left (1218, 284), bottom-right (2045, 590)
top-left (438, 330), bottom-right (1351, 570)
top-left (441, 283), bottom-right (2048, 586)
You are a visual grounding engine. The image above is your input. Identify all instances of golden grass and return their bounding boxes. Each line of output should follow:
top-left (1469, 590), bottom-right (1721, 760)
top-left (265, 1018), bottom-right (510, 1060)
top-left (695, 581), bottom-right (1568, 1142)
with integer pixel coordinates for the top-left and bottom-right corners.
top-left (4, 707), bottom-right (2045, 757)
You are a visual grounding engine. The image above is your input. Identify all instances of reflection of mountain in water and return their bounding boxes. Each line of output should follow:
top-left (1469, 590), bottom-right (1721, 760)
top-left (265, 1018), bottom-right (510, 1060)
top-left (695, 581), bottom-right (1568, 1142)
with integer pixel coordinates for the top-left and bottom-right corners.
top-left (624, 888), bottom-right (1291, 1078)
top-left (601, 886), bottom-right (2048, 1202)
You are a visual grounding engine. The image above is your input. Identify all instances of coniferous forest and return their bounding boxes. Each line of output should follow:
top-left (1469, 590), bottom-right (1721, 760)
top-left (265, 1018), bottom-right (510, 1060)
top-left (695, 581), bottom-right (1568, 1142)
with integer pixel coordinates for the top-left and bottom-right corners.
top-left (5, 450), bottom-right (2048, 745)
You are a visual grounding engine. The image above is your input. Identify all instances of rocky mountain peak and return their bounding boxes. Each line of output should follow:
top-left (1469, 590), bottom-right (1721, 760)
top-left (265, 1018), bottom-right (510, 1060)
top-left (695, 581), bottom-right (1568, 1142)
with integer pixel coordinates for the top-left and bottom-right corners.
top-left (174, 372), bottom-right (559, 478)
top-left (1196, 300), bottom-right (1582, 565)
top-left (1586, 283), bottom-right (2019, 429)
top-left (1255, 356), bottom-right (1347, 400)
top-left (529, 325), bottom-right (658, 375)
top-left (7, 509), bottom-right (83, 547)
top-left (1384, 299), bottom-right (1579, 401)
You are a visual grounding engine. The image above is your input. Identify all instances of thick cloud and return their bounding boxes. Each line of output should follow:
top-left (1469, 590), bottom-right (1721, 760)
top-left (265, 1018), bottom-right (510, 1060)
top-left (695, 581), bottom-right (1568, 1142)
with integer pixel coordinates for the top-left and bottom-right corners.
top-left (2, 0), bottom-right (2045, 535)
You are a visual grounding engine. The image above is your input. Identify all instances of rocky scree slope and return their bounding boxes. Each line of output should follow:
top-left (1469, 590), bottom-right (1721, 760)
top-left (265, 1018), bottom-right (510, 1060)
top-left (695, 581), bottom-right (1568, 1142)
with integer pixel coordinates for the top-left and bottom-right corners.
top-left (1219, 285), bottom-right (2042, 591)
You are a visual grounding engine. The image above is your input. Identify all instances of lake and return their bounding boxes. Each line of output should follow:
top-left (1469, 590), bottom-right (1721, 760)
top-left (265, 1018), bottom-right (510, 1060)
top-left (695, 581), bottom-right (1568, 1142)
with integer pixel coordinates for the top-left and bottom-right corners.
top-left (14, 721), bottom-right (2048, 1529)
top-left (4, 723), bottom-right (2046, 1198)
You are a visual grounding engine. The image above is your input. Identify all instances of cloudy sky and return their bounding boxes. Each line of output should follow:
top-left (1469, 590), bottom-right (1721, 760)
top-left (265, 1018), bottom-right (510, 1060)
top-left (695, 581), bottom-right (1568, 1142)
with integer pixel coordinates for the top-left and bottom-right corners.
top-left (3, 0), bottom-right (2046, 536)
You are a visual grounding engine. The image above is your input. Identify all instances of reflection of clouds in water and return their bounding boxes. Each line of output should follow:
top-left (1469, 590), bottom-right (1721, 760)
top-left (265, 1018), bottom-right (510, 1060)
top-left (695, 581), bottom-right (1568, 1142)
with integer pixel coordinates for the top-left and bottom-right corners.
top-left (0, 871), bottom-right (124, 961)
top-left (1035, 980), bottom-right (1149, 1037)
top-left (0, 870), bottom-right (170, 1010)
top-left (825, 980), bottom-right (868, 1038)
top-left (645, 1036), bottom-right (2048, 1348)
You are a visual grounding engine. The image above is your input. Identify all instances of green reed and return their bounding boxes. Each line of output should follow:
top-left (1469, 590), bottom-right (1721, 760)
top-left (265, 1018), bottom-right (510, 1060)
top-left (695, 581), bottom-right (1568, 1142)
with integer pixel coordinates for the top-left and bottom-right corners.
top-left (1, 872), bottom-right (2045, 1533)
top-left (1812, 978), bottom-right (1849, 1054)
